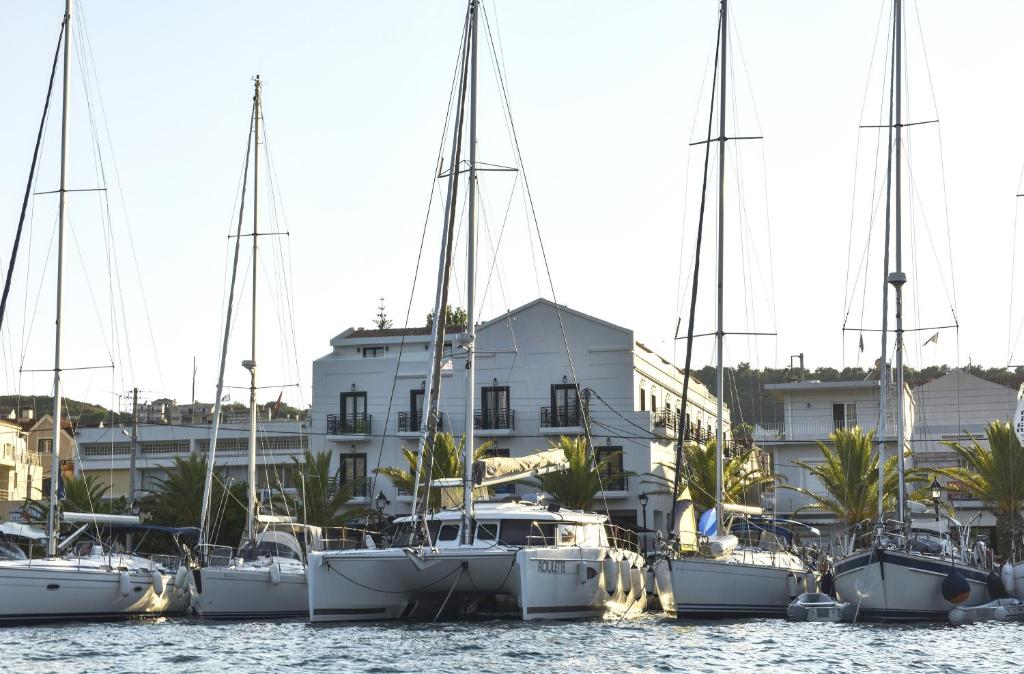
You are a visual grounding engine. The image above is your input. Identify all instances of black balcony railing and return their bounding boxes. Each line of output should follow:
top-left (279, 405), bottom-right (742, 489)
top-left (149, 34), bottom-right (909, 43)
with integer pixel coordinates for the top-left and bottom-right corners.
top-left (540, 406), bottom-right (583, 428)
top-left (652, 409), bottom-right (678, 432)
top-left (599, 469), bottom-right (627, 491)
top-left (327, 414), bottom-right (372, 435)
top-left (329, 475), bottom-right (370, 498)
top-left (397, 412), bottom-right (444, 433)
top-left (475, 408), bottom-right (515, 430)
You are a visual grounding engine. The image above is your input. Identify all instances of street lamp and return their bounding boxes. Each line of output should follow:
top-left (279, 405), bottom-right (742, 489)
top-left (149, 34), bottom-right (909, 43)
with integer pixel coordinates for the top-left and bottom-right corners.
top-left (375, 490), bottom-right (390, 514)
top-left (638, 492), bottom-right (650, 553)
top-left (930, 478), bottom-right (942, 519)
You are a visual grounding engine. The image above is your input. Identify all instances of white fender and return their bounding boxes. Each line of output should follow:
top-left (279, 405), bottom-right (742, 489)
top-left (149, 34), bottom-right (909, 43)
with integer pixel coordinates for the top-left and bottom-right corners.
top-left (269, 562), bottom-right (282, 585)
top-left (150, 570), bottom-right (165, 596)
top-left (786, 572), bottom-right (798, 599)
top-left (577, 561), bottom-right (589, 584)
top-left (1002, 563), bottom-right (1015, 596)
top-left (118, 571), bottom-right (131, 597)
top-left (708, 535), bottom-right (738, 557)
top-left (603, 557), bottom-right (618, 595)
top-left (618, 559), bottom-right (632, 596)
top-left (174, 566), bottom-right (189, 593)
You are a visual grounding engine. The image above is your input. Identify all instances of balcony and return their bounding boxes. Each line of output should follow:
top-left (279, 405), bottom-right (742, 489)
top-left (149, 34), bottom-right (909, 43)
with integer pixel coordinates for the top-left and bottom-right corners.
top-left (397, 412), bottom-right (445, 436)
top-left (652, 410), bottom-right (678, 433)
top-left (329, 476), bottom-right (370, 499)
top-left (540, 406), bottom-right (584, 435)
top-left (474, 409), bottom-right (515, 436)
top-left (326, 414), bottom-right (373, 442)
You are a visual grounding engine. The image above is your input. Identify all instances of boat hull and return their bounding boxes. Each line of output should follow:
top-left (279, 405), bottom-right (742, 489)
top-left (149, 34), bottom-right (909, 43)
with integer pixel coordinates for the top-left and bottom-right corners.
top-left (0, 560), bottom-right (175, 623)
top-left (653, 552), bottom-right (814, 619)
top-left (194, 563), bottom-right (307, 620)
top-left (833, 549), bottom-right (990, 622)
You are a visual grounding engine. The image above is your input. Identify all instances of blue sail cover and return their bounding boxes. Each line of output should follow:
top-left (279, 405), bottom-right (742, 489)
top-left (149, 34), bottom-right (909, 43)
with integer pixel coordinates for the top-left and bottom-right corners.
top-left (698, 508), bottom-right (717, 536)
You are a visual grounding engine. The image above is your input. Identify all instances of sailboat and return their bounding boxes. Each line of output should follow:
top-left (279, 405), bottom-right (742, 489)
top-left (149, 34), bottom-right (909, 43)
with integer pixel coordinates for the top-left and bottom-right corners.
top-left (191, 77), bottom-right (310, 620)
top-left (830, 0), bottom-right (991, 621)
top-left (0, 0), bottom-right (180, 623)
top-left (307, 0), bottom-right (646, 623)
top-left (651, 0), bottom-right (818, 619)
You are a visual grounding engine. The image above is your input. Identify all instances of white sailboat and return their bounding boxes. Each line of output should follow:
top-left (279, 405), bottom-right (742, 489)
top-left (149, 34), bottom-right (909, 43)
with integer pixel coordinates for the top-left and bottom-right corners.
top-left (652, 0), bottom-right (817, 619)
top-left (307, 0), bottom-right (646, 623)
top-left (0, 0), bottom-right (179, 623)
top-left (831, 0), bottom-right (991, 621)
top-left (191, 76), bottom-right (309, 620)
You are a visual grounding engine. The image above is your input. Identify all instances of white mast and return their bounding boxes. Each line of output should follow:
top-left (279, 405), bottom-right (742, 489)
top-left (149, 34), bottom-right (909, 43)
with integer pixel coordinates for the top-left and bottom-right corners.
top-left (47, 0), bottom-right (72, 558)
top-left (461, 0), bottom-right (479, 545)
top-left (714, 0), bottom-right (727, 531)
top-left (890, 0), bottom-right (907, 526)
top-left (245, 75), bottom-right (262, 544)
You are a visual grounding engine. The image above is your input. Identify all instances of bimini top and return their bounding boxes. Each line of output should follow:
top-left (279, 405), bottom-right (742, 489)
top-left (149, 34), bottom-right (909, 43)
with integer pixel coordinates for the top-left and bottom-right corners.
top-left (0, 521), bottom-right (48, 541)
top-left (396, 501), bottom-right (607, 525)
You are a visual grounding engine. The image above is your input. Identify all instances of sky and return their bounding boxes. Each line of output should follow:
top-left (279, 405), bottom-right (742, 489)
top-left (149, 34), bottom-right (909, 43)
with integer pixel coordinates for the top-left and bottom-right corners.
top-left (1, 0), bottom-right (1023, 413)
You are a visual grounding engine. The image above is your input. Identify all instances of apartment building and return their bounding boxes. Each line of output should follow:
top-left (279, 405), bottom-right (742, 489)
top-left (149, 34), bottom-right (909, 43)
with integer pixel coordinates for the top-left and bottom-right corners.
top-left (0, 418), bottom-right (44, 510)
top-left (311, 298), bottom-right (729, 536)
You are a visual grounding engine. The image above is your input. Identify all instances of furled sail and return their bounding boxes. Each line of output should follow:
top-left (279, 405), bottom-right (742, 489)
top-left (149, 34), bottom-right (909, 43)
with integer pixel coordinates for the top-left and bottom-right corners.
top-left (472, 448), bottom-right (568, 487)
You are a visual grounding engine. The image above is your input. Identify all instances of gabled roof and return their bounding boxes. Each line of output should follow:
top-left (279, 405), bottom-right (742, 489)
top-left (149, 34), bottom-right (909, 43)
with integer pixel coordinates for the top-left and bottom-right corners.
top-left (476, 297), bottom-right (632, 336)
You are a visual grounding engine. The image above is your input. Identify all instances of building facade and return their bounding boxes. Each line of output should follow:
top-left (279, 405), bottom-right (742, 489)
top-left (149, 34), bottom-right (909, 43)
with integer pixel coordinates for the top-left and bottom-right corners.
top-left (0, 419), bottom-right (44, 511)
top-left (75, 420), bottom-right (309, 501)
top-left (755, 376), bottom-right (915, 533)
top-left (311, 298), bottom-right (729, 537)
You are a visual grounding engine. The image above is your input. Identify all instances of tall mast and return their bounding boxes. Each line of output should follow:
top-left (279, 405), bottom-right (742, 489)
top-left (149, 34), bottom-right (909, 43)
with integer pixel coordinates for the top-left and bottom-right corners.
top-left (246, 75), bottom-right (262, 544)
top-left (47, 0), bottom-right (72, 558)
top-left (461, 0), bottom-right (479, 545)
top-left (890, 0), bottom-right (907, 526)
top-left (714, 0), bottom-right (727, 531)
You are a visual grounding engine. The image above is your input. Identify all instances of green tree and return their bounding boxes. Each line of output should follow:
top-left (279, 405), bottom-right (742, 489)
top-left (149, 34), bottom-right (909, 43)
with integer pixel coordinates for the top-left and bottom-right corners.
top-left (931, 421), bottom-right (1024, 559)
top-left (375, 432), bottom-right (492, 509)
top-left (531, 436), bottom-right (623, 510)
top-left (283, 450), bottom-right (366, 528)
top-left (62, 474), bottom-right (111, 512)
top-left (142, 454), bottom-right (246, 547)
top-left (777, 427), bottom-right (919, 529)
top-left (425, 305), bottom-right (467, 331)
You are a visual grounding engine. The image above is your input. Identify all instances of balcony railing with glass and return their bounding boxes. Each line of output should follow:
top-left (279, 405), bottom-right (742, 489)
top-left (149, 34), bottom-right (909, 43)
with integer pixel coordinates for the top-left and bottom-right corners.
top-left (474, 409), bottom-right (515, 431)
top-left (540, 406), bottom-right (583, 428)
top-left (327, 414), bottom-right (372, 435)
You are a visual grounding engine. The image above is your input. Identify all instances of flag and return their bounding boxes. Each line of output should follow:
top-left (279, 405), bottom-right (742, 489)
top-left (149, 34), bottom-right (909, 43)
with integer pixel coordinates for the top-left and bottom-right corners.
top-left (221, 393), bottom-right (231, 402)
top-left (273, 392), bottom-right (283, 417)
top-left (923, 332), bottom-right (939, 347)
top-left (858, 334), bottom-right (864, 353)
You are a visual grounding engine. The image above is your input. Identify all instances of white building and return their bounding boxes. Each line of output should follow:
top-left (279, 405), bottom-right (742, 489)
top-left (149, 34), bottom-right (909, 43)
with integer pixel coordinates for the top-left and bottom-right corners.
top-left (0, 418), bottom-right (44, 509)
top-left (755, 376), bottom-right (915, 532)
top-left (75, 420), bottom-right (309, 501)
top-left (311, 298), bottom-right (729, 535)
top-left (911, 369), bottom-right (1020, 537)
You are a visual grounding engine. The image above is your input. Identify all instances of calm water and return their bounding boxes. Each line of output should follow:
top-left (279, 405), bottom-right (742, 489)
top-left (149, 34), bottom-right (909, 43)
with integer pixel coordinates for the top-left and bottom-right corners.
top-left (0, 614), bottom-right (1018, 673)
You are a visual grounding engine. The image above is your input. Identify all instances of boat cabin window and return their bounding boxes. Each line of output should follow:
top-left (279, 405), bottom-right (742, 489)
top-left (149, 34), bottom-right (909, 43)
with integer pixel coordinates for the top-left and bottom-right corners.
top-left (437, 523), bottom-right (460, 542)
top-left (239, 540), bottom-right (302, 561)
top-left (476, 522), bottom-right (498, 541)
top-left (0, 540), bottom-right (26, 560)
top-left (499, 520), bottom-right (556, 546)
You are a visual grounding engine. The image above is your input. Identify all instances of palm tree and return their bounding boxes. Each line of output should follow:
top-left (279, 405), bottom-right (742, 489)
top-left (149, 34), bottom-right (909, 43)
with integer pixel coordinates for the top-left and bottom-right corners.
top-left (375, 432), bottom-right (492, 509)
top-left (62, 474), bottom-right (111, 513)
top-left (143, 454), bottom-right (246, 547)
top-left (646, 438), bottom-right (777, 515)
top-left (285, 450), bottom-right (366, 528)
top-left (777, 426), bottom-right (914, 529)
top-left (532, 436), bottom-right (619, 510)
top-left (931, 421), bottom-right (1024, 559)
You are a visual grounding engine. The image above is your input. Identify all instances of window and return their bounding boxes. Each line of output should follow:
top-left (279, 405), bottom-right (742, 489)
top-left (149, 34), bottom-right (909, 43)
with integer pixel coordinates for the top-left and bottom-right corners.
top-left (476, 522), bottom-right (498, 540)
top-left (37, 438), bottom-right (53, 454)
top-left (339, 391), bottom-right (369, 433)
top-left (480, 386), bottom-right (511, 429)
top-left (428, 521), bottom-right (460, 542)
top-left (499, 520), bottom-right (555, 546)
top-left (361, 346), bottom-right (385, 358)
top-left (651, 394), bottom-right (657, 414)
top-left (410, 389), bottom-right (424, 428)
top-left (483, 447), bottom-right (514, 495)
top-left (338, 453), bottom-right (367, 497)
top-left (832, 403), bottom-right (857, 430)
top-left (639, 387), bottom-right (646, 412)
top-left (549, 384), bottom-right (581, 427)
top-left (597, 446), bottom-right (626, 491)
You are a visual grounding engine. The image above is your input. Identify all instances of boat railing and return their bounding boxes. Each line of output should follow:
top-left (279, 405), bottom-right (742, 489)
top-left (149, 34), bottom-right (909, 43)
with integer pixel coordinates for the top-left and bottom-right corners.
top-left (148, 553), bottom-right (183, 571)
top-left (605, 524), bottom-right (641, 555)
top-left (198, 543), bottom-right (235, 567)
top-left (318, 526), bottom-right (380, 551)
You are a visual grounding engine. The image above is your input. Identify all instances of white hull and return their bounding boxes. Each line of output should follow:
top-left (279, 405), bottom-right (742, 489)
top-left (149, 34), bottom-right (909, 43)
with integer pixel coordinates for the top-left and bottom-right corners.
top-left (833, 549), bottom-right (990, 621)
top-left (653, 551), bottom-right (814, 618)
top-left (194, 562), bottom-right (307, 620)
top-left (0, 558), bottom-right (177, 623)
top-left (307, 545), bottom-right (645, 622)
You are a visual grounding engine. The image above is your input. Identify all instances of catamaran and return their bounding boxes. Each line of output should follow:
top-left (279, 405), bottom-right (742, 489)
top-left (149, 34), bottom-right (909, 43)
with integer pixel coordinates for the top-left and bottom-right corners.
top-left (306, 0), bottom-right (646, 623)
top-left (651, 0), bottom-right (818, 619)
